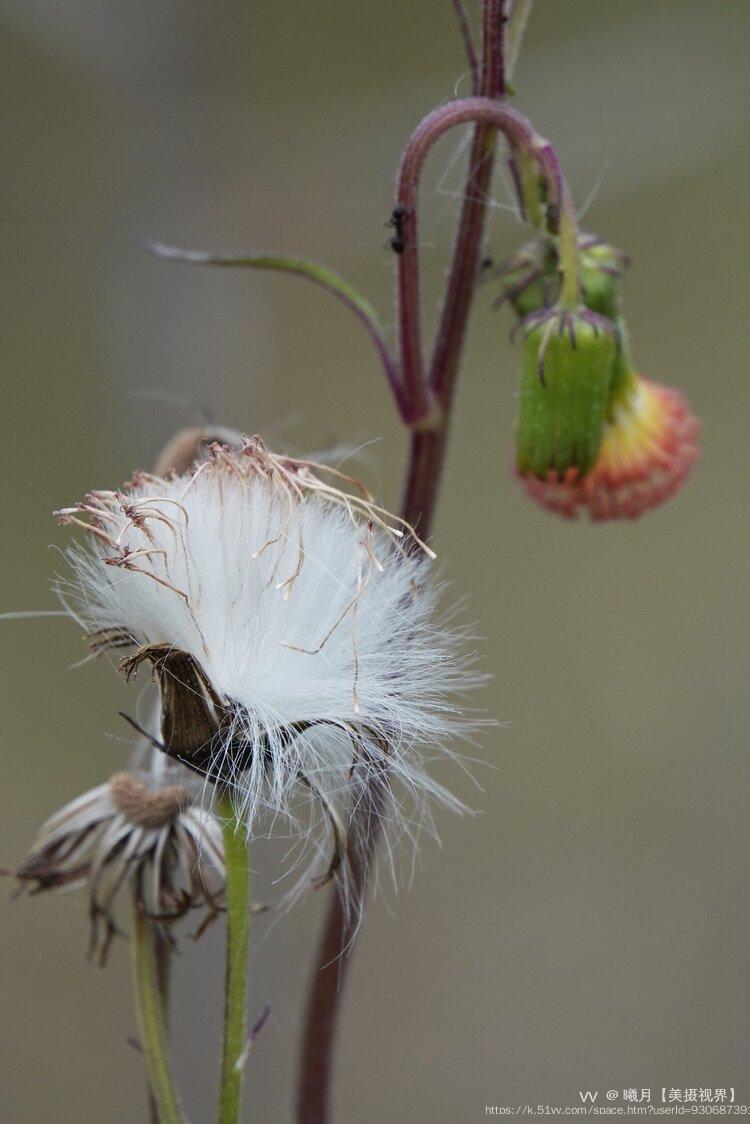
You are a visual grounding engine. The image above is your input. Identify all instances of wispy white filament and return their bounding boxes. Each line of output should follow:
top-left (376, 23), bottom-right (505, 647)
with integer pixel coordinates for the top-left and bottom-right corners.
top-left (56, 441), bottom-right (483, 889)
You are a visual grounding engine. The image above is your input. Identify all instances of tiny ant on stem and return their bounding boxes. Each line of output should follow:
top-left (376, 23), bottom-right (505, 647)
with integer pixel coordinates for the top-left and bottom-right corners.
top-left (386, 204), bottom-right (408, 254)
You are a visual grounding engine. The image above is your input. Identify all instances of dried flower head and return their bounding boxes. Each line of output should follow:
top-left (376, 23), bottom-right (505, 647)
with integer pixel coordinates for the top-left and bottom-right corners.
top-left (10, 761), bottom-right (225, 963)
top-left (55, 436), bottom-right (479, 891)
top-left (518, 370), bottom-right (701, 521)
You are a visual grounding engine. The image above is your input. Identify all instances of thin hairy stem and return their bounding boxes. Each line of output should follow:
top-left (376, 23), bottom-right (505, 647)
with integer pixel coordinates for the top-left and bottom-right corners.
top-left (451, 0), bottom-right (479, 92)
top-left (295, 782), bottom-right (385, 1124)
top-left (395, 0), bottom-right (508, 420)
top-left (132, 908), bottom-right (183, 1124)
top-left (556, 182), bottom-right (581, 307)
top-left (396, 96), bottom-right (579, 420)
top-left (148, 932), bottom-right (172, 1124)
top-left (400, 428), bottom-right (448, 533)
top-left (296, 8), bottom-right (533, 1122)
top-left (295, 4), bottom-right (582, 1118)
top-left (430, 0), bottom-right (504, 418)
top-left (482, 0), bottom-right (506, 99)
top-left (295, 422), bottom-right (450, 1124)
top-left (218, 792), bottom-right (251, 1124)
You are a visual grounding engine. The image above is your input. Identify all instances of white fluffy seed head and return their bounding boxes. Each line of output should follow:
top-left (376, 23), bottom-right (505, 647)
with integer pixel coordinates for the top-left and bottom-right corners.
top-left (56, 438), bottom-right (483, 896)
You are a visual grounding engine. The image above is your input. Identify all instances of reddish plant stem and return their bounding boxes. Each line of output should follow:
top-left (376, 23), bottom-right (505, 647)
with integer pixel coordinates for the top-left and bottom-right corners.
top-left (451, 0), bottom-right (480, 93)
top-left (430, 129), bottom-right (495, 406)
top-left (296, 426), bottom-right (452, 1124)
top-left (295, 785), bottom-right (384, 1124)
top-left (397, 0), bottom-right (504, 422)
top-left (482, 0), bottom-right (506, 100)
top-left (430, 0), bottom-right (505, 405)
top-left (395, 96), bottom-right (568, 433)
top-left (400, 428), bottom-right (447, 533)
top-left (296, 5), bottom-right (574, 1120)
top-left (302, 154), bottom-right (470, 1124)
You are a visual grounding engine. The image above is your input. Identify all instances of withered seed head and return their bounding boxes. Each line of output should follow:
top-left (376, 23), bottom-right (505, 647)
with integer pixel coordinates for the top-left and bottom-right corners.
top-left (54, 437), bottom-right (481, 901)
top-left (109, 772), bottom-right (192, 829)
top-left (9, 761), bottom-right (227, 963)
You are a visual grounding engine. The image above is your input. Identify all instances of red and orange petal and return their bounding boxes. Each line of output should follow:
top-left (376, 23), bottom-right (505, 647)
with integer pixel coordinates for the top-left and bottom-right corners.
top-left (517, 376), bottom-right (701, 521)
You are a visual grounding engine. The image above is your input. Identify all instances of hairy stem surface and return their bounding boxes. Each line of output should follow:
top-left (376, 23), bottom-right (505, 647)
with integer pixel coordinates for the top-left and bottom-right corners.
top-left (296, 10), bottom-right (512, 1122)
top-left (218, 793), bottom-right (251, 1124)
top-left (148, 932), bottom-right (172, 1124)
top-left (293, 0), bottom-right (580, 1115)
top-left (132, 909), bottom-right (183, 1124)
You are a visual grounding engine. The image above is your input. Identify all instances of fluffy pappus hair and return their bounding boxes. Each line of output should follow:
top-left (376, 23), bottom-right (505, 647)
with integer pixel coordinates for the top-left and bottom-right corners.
top-left (55, 437), bottom-right (484, 897)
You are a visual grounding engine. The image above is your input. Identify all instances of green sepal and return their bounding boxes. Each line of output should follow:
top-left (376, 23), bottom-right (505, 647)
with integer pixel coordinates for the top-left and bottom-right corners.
top-left (501, 241), bottom-right (557, 319)
top-left (499, 236), bottom-right (625, 321)
top-left (512, 272), bottom-right (553, 319)
top-left (516, 319), bottom-right (616, 479)
top-left (605, 317), bottom-right (638, 412)
top-left (579, 243), bottom-right (622, 320)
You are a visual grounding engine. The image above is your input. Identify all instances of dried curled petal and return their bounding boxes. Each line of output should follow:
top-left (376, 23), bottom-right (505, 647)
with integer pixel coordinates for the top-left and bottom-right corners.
top-left (9, 767), bottom-right (226, 963)
top-left (517, 375), bottom-right (701, 521)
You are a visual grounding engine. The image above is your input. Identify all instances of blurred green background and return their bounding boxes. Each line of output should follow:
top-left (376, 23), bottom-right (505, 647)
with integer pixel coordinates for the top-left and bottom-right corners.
top-left (2, 1), bottom-right (749, 1120)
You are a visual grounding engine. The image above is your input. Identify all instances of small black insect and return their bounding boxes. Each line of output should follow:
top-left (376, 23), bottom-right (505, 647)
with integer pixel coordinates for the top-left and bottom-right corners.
top-left (386, 204), bottom-right (408, 254)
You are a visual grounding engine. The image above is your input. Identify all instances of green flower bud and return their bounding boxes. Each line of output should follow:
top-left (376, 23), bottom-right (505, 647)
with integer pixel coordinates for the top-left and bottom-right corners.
top-left (578, 239), bottom-right (628, 320)
top-left (516, 313), bottom-right (617, 479)
top-left (488, 234), bottom-right (628, 321)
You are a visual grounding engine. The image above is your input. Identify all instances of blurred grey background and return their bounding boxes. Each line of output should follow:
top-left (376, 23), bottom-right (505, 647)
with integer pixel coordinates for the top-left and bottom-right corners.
top-left (2, 1), bottom-right (749, 1120)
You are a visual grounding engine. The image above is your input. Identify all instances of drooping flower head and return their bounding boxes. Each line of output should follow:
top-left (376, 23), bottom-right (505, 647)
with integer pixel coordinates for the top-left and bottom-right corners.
top-left (498, 231), bottom-right (701, 520)
top-left (55, 437), bottom-right (478, 892)
top-left (10, 757), bottom-right (225, 963)
top-left (519, 361), bottom-right (701, 521)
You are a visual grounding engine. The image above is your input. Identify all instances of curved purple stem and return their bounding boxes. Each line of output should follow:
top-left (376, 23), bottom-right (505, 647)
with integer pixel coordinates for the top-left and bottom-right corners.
top-left (396, 96), bottom-right (575, 411)
top-left (296, 8), bottom-right (582, 1123)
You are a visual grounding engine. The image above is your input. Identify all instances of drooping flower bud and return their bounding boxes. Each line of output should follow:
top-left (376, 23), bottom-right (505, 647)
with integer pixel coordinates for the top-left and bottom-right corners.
top-left (500, 232), bottom-right (701, 521)
top-left (518, 344), bottom-right (701, 521)
top-left (515, 309), bottom-right (617, 481)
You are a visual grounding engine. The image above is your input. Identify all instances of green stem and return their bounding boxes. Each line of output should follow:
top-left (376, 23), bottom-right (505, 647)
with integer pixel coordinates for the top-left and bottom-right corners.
top-left (514, 149), bottom-right (546, 231)
top-left (132, 909), bottom-right (183, 1124)
top-left (148, 932), bottom-right (172, 1124)
top-left (218, 792), bottom-right (251, 1124)
top-left (557, 193), bottom-right (581, 307)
